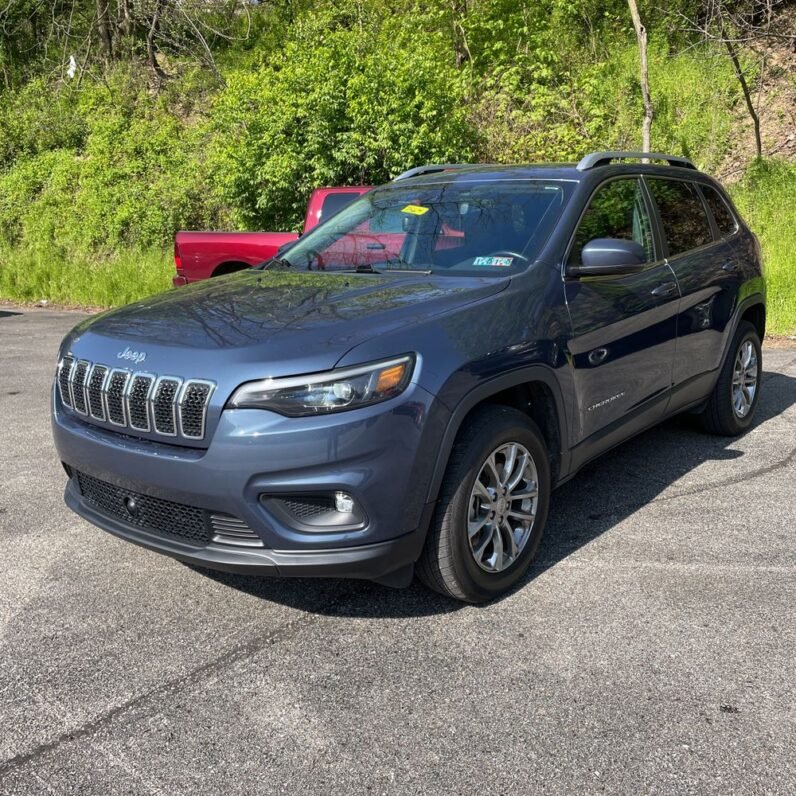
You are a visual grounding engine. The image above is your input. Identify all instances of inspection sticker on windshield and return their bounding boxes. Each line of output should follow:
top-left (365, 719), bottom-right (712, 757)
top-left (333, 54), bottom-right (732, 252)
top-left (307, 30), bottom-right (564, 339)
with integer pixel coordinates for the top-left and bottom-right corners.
top-left (401, 204), bottom-right (429, 216)
top-left (473, 256), bottom-right (513, 267)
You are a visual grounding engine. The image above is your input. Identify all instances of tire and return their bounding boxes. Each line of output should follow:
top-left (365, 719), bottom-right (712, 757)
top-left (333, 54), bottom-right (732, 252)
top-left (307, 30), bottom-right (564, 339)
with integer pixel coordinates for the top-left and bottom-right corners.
top-left (700, 321), bottom-right (762, 436)
top-left (417, 405), bottom-right (551, 603)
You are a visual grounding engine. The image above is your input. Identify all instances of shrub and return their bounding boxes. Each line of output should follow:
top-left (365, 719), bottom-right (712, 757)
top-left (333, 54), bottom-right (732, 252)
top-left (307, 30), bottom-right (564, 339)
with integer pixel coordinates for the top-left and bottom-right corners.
top-left (209, 5), bottom-right (478, 230)
top-left (731, 159), bottom-right (796, 335)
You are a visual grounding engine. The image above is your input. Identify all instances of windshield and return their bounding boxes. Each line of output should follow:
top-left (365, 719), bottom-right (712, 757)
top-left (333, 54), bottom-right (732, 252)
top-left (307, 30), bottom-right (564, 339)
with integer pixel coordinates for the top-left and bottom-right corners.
top-left (275, 180), bottom-right (572, 276)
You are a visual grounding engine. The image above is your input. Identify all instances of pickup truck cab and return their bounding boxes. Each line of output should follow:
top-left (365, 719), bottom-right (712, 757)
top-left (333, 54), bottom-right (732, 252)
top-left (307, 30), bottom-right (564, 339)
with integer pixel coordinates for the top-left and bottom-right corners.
top-left (173, 186), bottom-right (370, 285)
top-left (53, 152), bottom-right (765, 603)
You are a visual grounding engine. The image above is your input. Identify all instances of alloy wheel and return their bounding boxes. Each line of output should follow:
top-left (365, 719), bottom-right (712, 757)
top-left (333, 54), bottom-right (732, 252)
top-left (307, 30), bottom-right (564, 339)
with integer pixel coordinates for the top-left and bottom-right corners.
top-left (467, 442), bottom-right (539, 573)
top-left (731, 339), bottom-right (758, 418)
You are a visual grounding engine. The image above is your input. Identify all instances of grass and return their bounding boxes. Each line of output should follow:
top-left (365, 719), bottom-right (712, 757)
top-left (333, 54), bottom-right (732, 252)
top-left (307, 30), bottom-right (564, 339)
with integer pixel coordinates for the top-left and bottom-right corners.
top-left (0, 247), bottom-right (172, 308)
top-left (730, 159), bottom-right (796, 336)
top-left (0, 158), bottom-right (793, 336)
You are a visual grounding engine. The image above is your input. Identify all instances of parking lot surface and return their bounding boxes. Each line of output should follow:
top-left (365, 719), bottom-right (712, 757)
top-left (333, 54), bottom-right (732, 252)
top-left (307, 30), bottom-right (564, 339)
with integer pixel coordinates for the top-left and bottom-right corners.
top-left (1, 305), bottom-right (795, 795)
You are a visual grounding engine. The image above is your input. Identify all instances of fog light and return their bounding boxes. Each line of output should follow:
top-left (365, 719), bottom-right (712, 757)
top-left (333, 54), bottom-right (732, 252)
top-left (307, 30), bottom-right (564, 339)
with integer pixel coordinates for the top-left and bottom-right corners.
top-left (334, 491), bottom-right (356, 514)
top-left (261, 492), bottom-right (368, 532)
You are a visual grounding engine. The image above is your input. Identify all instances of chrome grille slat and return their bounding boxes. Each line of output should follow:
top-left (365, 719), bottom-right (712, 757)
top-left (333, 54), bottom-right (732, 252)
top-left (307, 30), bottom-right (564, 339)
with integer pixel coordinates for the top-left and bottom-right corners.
top-left (71, 360), bottom-right (90, 415)
top-left (105, 369), bottom-right (130, 426)
top-left (87, 365), bottom-right (109, 420)
top-left (126, 373), bottom-right (155, 432)
top-left (179, 380), bottom-right (215, 440)
top-left (56, 357), bottom-right (214, 442)
top-left (151, 377), bottom-right (181, 436)
top-left (57, 357), bottom-right (75, 407)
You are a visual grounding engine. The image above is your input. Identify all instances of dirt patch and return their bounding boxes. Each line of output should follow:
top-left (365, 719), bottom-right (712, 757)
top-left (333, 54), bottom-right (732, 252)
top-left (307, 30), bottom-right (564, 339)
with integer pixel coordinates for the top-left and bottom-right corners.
top-left (763, 335), bottom-right (796, 349)
top-left (717, 8), bottom-right (796, 182)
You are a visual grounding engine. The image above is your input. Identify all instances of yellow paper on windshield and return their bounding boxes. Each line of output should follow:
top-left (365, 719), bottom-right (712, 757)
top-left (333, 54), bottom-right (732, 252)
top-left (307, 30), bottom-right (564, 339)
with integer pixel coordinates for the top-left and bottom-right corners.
top-left (402, 204), bottom-right (429, 216)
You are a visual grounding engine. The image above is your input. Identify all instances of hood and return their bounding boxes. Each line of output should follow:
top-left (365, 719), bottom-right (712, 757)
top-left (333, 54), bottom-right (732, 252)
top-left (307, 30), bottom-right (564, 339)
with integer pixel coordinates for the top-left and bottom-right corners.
top-left (63, 269), bottom-right (508, 378)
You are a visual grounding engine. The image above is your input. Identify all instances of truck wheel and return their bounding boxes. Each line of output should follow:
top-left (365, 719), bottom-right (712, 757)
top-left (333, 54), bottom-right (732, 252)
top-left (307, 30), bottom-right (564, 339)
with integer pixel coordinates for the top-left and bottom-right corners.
top-left (701, 321), bottom-right (762, 436)
top-left (417, 405), bottom-right (550, 603)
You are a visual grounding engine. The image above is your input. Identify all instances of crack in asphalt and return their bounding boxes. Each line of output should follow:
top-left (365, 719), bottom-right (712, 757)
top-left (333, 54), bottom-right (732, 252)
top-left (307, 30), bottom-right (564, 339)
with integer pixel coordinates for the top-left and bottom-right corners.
top-left (0, 585), bottom-right (363, 781)
top-left (647, 441), bottom-right (796, 505)
top-left (563, 439), bottom-right (796, 523)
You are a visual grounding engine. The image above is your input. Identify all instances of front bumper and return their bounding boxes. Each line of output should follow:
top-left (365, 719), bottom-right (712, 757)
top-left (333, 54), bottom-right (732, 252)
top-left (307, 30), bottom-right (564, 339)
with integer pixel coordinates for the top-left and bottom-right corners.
top-left (53, 382), bottom-right (449, 583)
top-left (64, 478), bottom-right (428, 585)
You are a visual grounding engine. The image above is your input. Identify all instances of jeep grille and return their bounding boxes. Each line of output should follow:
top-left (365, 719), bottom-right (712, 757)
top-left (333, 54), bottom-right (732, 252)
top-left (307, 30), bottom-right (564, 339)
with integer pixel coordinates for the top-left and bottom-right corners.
top-left (56, 356), bottom-right (215, 442)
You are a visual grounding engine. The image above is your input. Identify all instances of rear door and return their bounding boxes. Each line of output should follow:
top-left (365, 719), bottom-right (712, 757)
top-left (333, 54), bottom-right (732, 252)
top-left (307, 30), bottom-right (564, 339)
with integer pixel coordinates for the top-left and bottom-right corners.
top-left (564, 176), bottom-right (680, 447)
top-left (645, 178), bottom-right (741, 401)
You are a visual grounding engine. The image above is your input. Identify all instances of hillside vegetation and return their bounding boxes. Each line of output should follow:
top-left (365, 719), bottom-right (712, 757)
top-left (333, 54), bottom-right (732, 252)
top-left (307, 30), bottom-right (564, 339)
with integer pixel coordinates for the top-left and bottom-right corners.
top-left (0, 0), bottom-right (793, 332)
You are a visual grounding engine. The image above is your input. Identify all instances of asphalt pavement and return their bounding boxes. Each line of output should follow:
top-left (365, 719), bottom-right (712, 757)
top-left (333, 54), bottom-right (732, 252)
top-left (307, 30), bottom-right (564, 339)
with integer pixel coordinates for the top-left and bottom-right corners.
top-left (1, 305), bottom-right (795, 795)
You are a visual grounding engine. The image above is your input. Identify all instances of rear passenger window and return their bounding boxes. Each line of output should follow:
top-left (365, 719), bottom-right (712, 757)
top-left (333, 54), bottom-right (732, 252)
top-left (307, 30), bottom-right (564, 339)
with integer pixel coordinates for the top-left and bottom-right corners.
top-left (646, 179), bottom-right (713, 256)
top-left (700, 184), bottom-right (738, 236)
top-left (319, 192), bottom-right (358, 222)
top-left (569, 178), bottom-right (655, 265)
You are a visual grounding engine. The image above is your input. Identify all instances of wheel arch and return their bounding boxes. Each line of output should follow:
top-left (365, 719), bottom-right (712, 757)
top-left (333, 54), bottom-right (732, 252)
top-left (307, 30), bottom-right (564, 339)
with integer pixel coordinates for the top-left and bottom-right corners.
top-left (426, 367), bottom-right (570, 505)
top-left (212, 261), bottom-right (252, 277)
top-left (718, 294), bottom-right (766, 373)
top-left (740, 300), bottom-right (765, 341)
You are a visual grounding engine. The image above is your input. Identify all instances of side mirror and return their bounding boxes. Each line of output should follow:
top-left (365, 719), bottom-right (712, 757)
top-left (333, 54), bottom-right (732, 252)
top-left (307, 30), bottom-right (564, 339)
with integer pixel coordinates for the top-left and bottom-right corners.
top-left (567, 238), bottom-right (647, 277)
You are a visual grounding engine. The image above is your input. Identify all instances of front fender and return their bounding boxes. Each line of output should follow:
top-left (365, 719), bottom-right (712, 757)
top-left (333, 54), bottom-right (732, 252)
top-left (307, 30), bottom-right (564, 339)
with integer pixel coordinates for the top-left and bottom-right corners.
top-left (425, 364), bottom-right (570, 504)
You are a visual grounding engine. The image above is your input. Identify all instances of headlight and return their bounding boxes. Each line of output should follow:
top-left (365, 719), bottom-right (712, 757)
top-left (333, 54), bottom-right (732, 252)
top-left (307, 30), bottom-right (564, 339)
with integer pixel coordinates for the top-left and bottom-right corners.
top-left (228, 355), bottom-right (415, 416)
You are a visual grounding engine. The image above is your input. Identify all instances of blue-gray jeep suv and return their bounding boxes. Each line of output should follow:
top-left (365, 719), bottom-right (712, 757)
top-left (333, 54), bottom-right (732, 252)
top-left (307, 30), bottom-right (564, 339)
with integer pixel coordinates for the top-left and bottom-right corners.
top-left (52, 151), bottom-right (766, 602)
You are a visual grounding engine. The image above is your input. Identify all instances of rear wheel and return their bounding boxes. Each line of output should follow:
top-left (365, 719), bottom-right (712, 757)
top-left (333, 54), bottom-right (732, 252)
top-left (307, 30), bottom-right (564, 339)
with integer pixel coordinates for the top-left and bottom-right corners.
top-left (417, 406), bottom-right (550, 603)
top-left (700, 321), bottom-right (762, 436)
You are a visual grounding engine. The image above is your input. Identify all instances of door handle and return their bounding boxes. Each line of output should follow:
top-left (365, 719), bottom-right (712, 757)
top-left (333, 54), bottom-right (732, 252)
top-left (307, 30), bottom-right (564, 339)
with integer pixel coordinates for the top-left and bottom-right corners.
top-left (721, 261), bottom-right (740, 273)
top-left (650, 281), bottom-right (678, 298)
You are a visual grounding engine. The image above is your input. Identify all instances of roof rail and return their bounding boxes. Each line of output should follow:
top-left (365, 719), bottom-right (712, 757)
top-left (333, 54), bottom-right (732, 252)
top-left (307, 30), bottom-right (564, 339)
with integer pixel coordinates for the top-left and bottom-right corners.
top-left (392, 164), bottom-right (473, 181)
top-left (576, 151), bottom-right (696, 171)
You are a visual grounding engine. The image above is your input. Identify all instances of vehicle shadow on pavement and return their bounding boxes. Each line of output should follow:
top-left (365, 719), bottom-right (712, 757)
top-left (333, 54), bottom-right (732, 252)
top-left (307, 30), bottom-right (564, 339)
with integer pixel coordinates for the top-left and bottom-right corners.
top-left (196, 369), bottom-right (795, 617)
top-left (0, 310), bottom-right (22, 318)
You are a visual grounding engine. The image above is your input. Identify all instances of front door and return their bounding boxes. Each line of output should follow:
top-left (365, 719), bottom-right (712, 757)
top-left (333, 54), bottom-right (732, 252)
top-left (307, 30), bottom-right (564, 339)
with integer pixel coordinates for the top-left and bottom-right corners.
top-left (564, 177), bottom-right (680, 448)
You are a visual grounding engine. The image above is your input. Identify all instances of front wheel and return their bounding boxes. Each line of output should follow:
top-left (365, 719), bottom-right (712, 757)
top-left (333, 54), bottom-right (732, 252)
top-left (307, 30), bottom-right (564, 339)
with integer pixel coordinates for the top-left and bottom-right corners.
top-left (417, 406), bottom-right (551, 603)
top-left (700, 321), bottom-right (762, 436)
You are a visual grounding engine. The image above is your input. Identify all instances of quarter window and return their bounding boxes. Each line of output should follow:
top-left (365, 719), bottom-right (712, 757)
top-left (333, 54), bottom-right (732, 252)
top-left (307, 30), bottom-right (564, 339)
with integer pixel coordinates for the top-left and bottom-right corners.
top-left (646, 178), bottom-right (713, 256)
top-left (569, 178), bottom-right (655, 265)
top-left (700, 184), bottom-right (738, 236)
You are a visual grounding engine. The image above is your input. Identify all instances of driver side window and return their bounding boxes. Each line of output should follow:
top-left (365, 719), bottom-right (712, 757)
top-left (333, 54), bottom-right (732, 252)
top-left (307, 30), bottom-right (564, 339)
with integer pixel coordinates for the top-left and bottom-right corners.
top-left (569, 178), bottom-right (655, 265)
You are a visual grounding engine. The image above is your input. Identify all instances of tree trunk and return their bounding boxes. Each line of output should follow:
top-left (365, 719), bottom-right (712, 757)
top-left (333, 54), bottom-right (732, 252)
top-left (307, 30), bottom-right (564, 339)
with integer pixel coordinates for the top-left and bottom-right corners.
top-left (451, 0), bottom-right (470, 67)
top-left (118, 0), bottom-right (133, 39)
top-left (725, 39), bottom-right (763, 159)
top-left (95, 0), bottom-right (113, 60)
top-left (627, 0), bottom-right (653, 157)
top-left (146, 0), bottom-right (166, 83)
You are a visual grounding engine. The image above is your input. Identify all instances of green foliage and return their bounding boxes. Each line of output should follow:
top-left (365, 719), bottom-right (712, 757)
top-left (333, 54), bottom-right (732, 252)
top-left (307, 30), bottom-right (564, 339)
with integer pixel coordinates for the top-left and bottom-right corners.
top-left (731, 159), bottom-right (796, 335)
top-left (0, 70), bottom-right (227, 255)
top-left (0, 0), bottom-right (793, 329)
top-left (0, 79), bottom-right (88, 165)
top-left (209, 4), bottom-right (477, 230)
top-left (0, 246), bottom-right (172, 307)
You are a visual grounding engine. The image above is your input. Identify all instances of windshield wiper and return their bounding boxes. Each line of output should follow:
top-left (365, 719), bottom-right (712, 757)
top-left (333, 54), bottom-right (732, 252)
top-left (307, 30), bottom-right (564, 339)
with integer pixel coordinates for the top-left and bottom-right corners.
top-left (257, 257), bottom-right (292, 271)
top-left (339, 265), bottom-right (433, 275)
top-left (340, 264), bottom-right (383, 274)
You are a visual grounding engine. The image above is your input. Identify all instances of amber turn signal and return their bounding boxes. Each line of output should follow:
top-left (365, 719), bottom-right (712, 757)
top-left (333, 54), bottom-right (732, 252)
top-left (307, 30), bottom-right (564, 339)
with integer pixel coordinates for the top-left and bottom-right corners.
top-left (375, 363), bottom-right (408, 393)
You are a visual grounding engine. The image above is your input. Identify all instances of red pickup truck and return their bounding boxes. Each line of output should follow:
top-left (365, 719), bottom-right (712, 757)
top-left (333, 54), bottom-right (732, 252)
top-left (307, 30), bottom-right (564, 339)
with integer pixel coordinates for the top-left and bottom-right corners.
top-left (173, 186), bottom-right (370, 286)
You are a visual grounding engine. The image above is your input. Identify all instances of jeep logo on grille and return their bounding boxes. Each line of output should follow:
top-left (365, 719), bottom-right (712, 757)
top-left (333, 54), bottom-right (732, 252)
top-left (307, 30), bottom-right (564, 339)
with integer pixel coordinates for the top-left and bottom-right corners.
top-left (117, 346), bottom-right (147, 365)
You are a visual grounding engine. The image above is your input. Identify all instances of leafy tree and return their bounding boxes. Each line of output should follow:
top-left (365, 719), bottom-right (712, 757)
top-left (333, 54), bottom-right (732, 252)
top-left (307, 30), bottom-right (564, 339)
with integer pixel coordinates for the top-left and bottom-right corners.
top-left (210, 3), bottom-right (477, 229)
